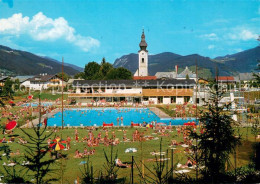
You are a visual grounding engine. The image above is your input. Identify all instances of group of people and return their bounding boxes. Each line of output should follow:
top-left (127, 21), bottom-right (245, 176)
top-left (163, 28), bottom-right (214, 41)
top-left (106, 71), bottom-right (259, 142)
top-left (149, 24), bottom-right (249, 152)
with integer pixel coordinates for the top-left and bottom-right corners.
top-left (74, 148), bottom-right (96, 158)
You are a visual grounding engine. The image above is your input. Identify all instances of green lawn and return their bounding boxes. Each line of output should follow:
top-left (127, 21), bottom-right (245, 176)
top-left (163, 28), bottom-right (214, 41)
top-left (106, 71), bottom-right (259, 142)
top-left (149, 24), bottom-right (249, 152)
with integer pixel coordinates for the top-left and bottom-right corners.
top-left (0, 126), bottom-right (257, 183)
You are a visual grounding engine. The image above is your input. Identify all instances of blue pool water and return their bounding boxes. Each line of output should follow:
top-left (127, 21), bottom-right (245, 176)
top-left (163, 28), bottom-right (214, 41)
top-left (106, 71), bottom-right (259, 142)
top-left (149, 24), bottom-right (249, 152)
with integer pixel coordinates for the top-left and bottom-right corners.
top-left (47, 108), bottom-right (197, 127)
top-left (22, 102), bottom-right (53, 107)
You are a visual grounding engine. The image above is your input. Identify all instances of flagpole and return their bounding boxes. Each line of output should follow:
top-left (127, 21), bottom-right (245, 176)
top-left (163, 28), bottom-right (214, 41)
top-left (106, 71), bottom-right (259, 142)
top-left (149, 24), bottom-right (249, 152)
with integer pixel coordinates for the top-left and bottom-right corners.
top-left (62, 57), bottom-right (64, 130)
top-left (195, 59), bottom-right (198, 180)
top-left (61, 57), bottom-right (64, 184)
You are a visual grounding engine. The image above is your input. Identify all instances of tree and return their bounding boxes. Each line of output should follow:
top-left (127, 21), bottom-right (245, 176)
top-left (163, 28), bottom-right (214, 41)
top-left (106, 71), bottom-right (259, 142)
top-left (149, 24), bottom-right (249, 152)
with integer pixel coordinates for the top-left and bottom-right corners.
top-left (21, 125), bottom-right (59, 184)
top-left (101, 57), bottom-right (106, 65)
top-left (20, 95), bottom-right (60, 183)
top-left (186, 74), bottom-right (190, 80)
top-left (74, 72), bottom-right (85, 79)
top-left (14, 79), bottom-right (20, 91)
top-left (57, 72), bottom-right (70, 82)
top-left (97, 145), bottom-right (123, 183)
top-left (100, 62), bottom-right (113, 77)
top-left (84, 62), bottom-right (101, 80)
top-left (136, 138), bottom-right (176, 184)
top-left (1, 78), bottom-right (14, 100)
top-left (189, 81), bottom-right (241, 182)
top-left (105, 67), bottom-right (132, 80)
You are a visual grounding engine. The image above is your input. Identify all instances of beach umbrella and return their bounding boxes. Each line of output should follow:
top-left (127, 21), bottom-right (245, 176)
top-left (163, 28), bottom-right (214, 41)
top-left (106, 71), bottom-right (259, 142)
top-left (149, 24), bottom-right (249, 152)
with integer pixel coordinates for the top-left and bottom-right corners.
top-left (125, 148), bottom-right (137, 153)
top-left (49, 138), bottom-right (66, 151)
top-left (5, 121), bottom-right (17, 131)
top-left (146, 124), bottom-right (153, 128)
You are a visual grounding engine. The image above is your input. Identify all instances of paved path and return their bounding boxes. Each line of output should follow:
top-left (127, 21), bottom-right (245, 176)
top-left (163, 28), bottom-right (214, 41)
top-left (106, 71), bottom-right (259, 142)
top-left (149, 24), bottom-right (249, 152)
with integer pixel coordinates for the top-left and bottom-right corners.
top-left (20, 108), bottom-right (60, 128)
top-left (149, 107), bottom-right (171, 119)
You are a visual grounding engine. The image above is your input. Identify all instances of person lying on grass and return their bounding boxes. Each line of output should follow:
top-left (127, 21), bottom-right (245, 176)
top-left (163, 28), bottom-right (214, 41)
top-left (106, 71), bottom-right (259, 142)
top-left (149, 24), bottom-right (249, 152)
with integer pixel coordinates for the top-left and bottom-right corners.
top-left (178, 157), bottom-right (196, 168)
top-left (115, 158), bottom-right (129, 168)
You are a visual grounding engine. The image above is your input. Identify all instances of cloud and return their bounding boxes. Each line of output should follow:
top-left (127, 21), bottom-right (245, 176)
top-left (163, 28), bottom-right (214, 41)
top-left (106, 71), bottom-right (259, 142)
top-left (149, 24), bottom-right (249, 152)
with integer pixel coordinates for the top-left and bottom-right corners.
top-left (208, 45), bottom-right (215, 50)
top-left (227, 29), bottom-right (258, 41)
top-left (200, 33), bottom-right (219, 41)
top-left (0, 12), bottom-right (100, 52)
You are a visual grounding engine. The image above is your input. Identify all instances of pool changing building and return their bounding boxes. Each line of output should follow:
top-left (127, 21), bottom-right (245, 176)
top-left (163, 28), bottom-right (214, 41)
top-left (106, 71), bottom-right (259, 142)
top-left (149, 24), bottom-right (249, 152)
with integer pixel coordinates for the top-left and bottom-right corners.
top-left (69, 79), bottom-right (196, 105)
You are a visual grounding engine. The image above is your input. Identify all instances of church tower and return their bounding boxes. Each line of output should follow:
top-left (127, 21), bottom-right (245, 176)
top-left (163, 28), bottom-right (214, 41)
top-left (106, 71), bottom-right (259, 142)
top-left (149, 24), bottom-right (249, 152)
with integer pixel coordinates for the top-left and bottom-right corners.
top-left (134, 30), bottom-right (148, 76)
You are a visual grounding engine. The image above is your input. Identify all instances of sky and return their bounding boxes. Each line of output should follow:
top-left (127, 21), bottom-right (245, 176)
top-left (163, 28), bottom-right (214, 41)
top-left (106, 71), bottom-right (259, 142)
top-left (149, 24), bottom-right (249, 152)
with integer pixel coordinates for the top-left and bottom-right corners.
top-left (0, 0), bottom-right (259, 67)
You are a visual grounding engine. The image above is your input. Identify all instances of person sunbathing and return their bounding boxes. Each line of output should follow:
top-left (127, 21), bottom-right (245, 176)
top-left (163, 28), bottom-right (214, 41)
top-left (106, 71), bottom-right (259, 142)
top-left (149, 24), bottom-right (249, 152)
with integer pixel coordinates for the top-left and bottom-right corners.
top-left (89, 149), bottom-right (95, 155)
top-left (115, 158), bottom-right (129, 168)
top-left (83, 147), bottom-right (88, 155)
top-left (87, 139), bottom-right (93, 147)
top-left (112, 138), bottom-right (120, 145)
top-left (179, 157), bottom-right (196, 168)
top-left (171, 140), bottom-right (179, 146)
top-left (82, 136), bottom-right (88, 142)
top-left (74, 149), bottom-right (83, 158)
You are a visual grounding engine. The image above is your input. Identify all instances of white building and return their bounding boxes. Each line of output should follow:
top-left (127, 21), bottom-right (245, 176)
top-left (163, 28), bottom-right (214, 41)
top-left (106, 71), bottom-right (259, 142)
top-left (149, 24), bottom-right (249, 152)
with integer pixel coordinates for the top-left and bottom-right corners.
top-left (155, 66), bottom-right (196, 81)
top-left (134, 30), bottom-right (149, 77)
top-left (21, 74), bottom-right (66, 90)
top-left (70, 79), bottom-right (196, 105)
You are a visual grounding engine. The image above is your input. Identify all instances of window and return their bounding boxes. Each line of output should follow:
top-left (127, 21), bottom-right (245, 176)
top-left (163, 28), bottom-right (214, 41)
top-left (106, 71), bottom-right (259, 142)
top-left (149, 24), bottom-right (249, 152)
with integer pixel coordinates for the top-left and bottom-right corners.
top-left (142, 58), bottom-right (144, 63)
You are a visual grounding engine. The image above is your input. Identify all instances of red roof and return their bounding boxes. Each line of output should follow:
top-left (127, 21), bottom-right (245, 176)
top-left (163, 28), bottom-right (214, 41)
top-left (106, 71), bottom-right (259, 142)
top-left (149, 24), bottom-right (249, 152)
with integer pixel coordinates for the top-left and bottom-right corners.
top-left (216, 76), bottom-right (235, 81)
top-left (133, 76), bottom-right (157, 80)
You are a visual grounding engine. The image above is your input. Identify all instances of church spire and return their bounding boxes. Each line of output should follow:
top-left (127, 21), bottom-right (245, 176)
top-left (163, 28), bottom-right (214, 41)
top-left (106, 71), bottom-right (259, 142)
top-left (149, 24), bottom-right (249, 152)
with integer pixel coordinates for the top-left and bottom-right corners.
top-left (139, 29), bottom-right (148, 51)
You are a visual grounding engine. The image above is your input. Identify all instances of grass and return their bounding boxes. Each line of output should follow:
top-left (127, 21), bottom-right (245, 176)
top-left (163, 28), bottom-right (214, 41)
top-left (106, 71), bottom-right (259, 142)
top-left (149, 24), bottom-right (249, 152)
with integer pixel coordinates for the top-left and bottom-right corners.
top-left (156, 104), bottom-right (203, 118)
top-left (0, 92), bottom-right (259, 183)
top-left (244, 91), bottom-right (260, 101)
top-left (0, 91), bottom-right (68, 126)
top-left (0, 126), bottom-right (257, 183)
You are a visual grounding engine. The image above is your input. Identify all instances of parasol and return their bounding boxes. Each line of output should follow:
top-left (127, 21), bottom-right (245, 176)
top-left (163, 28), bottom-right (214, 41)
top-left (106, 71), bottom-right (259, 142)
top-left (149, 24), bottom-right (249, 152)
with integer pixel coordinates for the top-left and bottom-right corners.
top-left (9, 101), bottom-right (14, 104)
top-left (5, 121), bottom-right (17, 131)
top-left (28, 95), bottom-right (33, 100)
top-left (146, 124), bottom-right (153, 128)
top-left (49, 138), bottom-right (66, 151)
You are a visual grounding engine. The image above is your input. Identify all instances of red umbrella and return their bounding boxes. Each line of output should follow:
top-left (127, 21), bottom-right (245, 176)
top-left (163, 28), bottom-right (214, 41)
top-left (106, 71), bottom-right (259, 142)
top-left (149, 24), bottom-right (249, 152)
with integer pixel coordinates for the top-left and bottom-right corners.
top-left (6, 121), bottom-right (17, 131)
top-left (9, 101), bottom-right (14, 104)
top-left (28, 95), bottom-right (33, 100)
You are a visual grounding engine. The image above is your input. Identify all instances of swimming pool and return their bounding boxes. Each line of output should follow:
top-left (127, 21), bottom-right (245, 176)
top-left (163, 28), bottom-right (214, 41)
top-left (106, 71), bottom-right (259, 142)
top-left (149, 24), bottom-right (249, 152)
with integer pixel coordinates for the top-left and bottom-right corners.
top-left (46, 108), bottom-right (197, 127)
top-left (22, 102), bottom-right (53, 107)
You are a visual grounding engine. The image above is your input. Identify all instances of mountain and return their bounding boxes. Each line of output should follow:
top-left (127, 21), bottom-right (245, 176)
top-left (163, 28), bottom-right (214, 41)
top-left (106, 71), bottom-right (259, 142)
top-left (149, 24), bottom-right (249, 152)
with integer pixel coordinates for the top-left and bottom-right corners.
top-left (113, 46), bottom-right (260, 78)
top-left (113, 53), bottom-right (232, 77)
top-left (0, 45), bottom-right (81, 76)
top-left (213, 46), bottom-right (260, 73)
top-left (43, 57), bottom-right (84, 72)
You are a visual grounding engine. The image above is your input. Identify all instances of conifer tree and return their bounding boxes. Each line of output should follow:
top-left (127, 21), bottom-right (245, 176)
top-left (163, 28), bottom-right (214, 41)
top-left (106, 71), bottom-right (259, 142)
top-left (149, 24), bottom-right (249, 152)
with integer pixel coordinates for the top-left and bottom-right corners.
top-left (189, 81), bottom-right (241, 182)
top-left (20, 95), bottom-right (59, 184)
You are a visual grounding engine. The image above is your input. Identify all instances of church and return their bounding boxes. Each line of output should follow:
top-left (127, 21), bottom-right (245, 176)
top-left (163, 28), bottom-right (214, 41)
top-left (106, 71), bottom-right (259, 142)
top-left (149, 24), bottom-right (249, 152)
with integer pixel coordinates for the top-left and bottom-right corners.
top-left (134, 30), bottom-right (149, 77)
top-left (69, 31), bottom-right (197, 105)
top-left (133, 30), bottom-right (196, 81)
